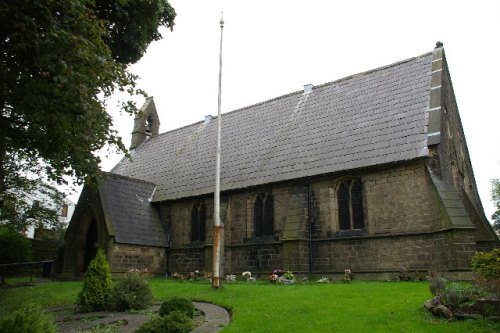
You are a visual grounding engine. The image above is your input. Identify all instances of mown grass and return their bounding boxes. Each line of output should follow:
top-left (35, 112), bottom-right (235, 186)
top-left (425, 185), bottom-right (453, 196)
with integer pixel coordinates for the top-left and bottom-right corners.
top-left (1, 279), bottom-right (499, 332)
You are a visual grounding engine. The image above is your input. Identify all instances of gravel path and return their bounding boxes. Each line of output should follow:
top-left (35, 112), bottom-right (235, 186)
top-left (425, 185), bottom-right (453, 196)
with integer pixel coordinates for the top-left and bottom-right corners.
top-left (53, 302), bottom-right (230, 332)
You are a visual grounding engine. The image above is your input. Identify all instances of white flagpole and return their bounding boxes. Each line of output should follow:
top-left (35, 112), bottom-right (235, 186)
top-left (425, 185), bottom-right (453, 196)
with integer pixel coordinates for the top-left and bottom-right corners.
top-left (212, 12), bottom-right (224, 289)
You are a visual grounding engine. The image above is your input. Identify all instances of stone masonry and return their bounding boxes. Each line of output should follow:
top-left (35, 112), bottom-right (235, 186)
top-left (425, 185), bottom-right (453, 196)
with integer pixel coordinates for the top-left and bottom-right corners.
top-left (160, 160), bottom-right (478, 278)
top-left (107, 243), bottom-right (166, 275)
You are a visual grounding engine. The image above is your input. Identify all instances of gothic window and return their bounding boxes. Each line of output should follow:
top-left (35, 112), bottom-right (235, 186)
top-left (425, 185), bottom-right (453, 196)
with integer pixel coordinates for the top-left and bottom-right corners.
top-left (254, 193), bottom-right (274, 237)
top-left (191, 202), bottom-right (206, 242)
top-left (337, 179), bottom-right (364, 230)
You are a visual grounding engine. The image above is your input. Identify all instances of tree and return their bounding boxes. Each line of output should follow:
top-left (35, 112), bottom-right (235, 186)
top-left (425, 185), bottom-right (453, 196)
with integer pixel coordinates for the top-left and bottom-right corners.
top-left (93, 0), bottom-right (176, 64)
top-left (492, 179), bottom-right (500, 235)
top-left (0, 1), bottom-right (175, 220)
top-left (0, 178), bottom-right (66, 236)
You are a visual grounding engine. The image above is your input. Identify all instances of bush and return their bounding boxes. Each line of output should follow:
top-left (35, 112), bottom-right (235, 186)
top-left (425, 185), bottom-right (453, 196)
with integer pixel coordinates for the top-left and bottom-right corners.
top-left (428, 271), bottom-right (447, 296)
top-left (136, 311), bottom-right (195, 333)
top-left (159, 297), bottom-right (194, 318)
top-left (0, 304), bottom-right (56, 333)
top-left (108, 271), bottom-right (153, 311)
top-left (0, 227), bottom-right (32, 264)
top-left (77, 248), bottom-right (112, 312)
top-left (471, 249), bottom-right (500, 281)
top-left (440, 281), bottom-right (483, 310)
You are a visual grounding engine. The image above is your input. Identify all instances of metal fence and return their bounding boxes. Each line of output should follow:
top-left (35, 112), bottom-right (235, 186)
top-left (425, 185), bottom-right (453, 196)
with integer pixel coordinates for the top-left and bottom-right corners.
top-left (0, 260), bottom-right (54, 285)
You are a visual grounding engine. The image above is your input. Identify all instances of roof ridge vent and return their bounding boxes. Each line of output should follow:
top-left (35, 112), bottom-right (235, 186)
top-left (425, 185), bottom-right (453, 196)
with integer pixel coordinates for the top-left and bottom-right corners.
top-left (204, 115), bottom-right (214, 124)
top-left (303, 83), bottom-right (313, 94)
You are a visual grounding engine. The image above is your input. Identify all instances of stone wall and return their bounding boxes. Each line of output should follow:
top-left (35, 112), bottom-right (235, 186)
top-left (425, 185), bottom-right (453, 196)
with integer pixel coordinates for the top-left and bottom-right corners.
top-left (311, 229), bottom-right (475, 274)
top-left (107, 242), bottom-right (166, 275)
top-left (225, 242), bottom-right (282, 273)
top-left (157, 160), bottom-right (480, 277)
top-left (437, 53), bottom-right (497, 245)
top-left (31, 238), bottom-right (61, 262)
top-left (168, 246), bottom-right (207, 274)
top-left (310, 163), bottom-right (440, 237)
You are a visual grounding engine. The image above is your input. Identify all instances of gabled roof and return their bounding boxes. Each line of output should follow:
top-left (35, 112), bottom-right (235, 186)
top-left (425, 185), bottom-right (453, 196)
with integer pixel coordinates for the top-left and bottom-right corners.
top-left (112, 51), bottom-right (434, 202)
top-left (98, 173), bottom-right (166, 247)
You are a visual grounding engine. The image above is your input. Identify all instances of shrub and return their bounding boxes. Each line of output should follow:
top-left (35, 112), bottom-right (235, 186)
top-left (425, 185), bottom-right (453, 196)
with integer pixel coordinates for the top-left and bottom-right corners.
top-left (471, 249), bottom-right (500, 281)
top-left (159, 296), bottom-right (194, 318)
top-left (136, 311), bottom-right (194, 333)
top-left (440, 281), bottom-right (483, 310)
top-left (108, 270), bottom-right (153, 311)
top-left (0, 304), bottom-right (56, 333)
top-left (77, 248), bottom-right (112, 312)
top-left (163, 311), bottom-right (195, 333)
top-left (0, 227), bottom-right (32, 264)
top-left (428, 271), bottom-right (447, 296)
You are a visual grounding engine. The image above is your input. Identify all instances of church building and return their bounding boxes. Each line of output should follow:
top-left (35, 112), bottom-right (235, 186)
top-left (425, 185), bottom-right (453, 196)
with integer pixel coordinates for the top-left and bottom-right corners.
top-left (62, 44), bottom-right (498, 280)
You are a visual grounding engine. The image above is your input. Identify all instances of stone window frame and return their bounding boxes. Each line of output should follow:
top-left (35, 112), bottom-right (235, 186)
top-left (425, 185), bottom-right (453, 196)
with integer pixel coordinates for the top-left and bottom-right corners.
top-left (335, 178), bottom-right (365, 232)
top-left (190, 202), bottom-right (206, 243)
top-left (246, 192), bottom-right (275, 240)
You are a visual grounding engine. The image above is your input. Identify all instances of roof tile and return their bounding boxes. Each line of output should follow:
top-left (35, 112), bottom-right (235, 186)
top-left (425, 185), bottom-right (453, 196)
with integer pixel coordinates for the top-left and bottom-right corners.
top-left (113, 52), bottom-right (433, 201)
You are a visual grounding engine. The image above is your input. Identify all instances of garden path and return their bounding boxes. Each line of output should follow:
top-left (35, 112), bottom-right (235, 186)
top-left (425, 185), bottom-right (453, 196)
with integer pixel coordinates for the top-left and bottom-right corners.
top-left (53, 302), bottom-right (230, 332)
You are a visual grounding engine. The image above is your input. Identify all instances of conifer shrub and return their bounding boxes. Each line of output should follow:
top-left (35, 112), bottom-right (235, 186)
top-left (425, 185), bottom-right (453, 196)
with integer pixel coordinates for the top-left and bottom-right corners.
top-left (136, 311), bottom-right (195, 333)
top-left (0, 304), bottom-right (56, 333)
top-left (77, 248), bottom-right (112, 312)
top-left (159, 296), bottom-right (195, 318)
top-left (108, 270), bottom-right (153, 311)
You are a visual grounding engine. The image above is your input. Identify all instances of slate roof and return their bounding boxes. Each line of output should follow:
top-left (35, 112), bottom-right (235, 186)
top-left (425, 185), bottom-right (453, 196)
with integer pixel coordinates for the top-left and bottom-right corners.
top-left (112, 51), bottom-right (434, 202)
top-left (98, 173), bottom-right (167, 247)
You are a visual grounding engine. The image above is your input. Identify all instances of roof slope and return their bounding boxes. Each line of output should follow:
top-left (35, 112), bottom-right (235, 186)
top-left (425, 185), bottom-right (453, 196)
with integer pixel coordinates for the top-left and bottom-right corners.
top-left (113, 52), bottom-right (433, 202)
top-left (98, 173), bottom-right (167, 247)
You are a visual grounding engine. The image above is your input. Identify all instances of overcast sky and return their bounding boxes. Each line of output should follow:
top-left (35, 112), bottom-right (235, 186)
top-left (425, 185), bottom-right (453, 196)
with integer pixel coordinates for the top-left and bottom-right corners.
top-left (88, 0), bottom-right (499, 221)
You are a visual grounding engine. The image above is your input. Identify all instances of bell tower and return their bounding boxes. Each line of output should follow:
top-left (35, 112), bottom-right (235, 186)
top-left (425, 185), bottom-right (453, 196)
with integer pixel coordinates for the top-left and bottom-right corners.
top-left (130, 97), bottom-right (160, 150)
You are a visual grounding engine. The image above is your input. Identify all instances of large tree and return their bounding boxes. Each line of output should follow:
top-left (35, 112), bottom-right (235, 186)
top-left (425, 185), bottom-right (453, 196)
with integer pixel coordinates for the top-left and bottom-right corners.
top-left (0, 1), bottom-right (175, 219)
top-left (0, 0), bottom-right (175, 232)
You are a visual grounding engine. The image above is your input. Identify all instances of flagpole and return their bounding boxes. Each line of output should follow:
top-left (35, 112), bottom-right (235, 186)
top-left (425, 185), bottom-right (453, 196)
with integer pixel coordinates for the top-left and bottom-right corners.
top-left (212, 12), bottom-right (224, 289)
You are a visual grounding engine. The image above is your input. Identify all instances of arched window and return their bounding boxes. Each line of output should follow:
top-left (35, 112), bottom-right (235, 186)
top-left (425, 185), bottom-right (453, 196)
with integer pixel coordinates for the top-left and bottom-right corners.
top-left (337, 179), bottom-right (364, 230)
top-left (191, 203), bottom-right (206, 242)
top-left (145, 115), bottom-right (153, 135)
top-left (254, 193), bottom-right (274, 237)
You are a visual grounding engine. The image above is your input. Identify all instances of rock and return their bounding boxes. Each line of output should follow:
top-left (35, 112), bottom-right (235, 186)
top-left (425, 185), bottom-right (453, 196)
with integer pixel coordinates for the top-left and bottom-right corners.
top-left (423, 297), bottom-right (441, 310)
top-left (476, 298), bottom-right (500, 317)
top-left (454, 312), bottom-right (483, 320)
top-left (431, 305), bottom-right (454, 320)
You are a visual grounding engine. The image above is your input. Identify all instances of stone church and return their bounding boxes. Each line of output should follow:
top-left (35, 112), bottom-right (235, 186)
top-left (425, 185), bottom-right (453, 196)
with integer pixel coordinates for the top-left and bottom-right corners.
top-left (62, 44), bottom-right (498, 279)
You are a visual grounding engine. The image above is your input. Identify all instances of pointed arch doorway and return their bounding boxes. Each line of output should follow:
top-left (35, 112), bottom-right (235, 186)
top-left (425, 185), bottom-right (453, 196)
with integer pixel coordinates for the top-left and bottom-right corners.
top-left (82, 218), bottom-right (99, 273)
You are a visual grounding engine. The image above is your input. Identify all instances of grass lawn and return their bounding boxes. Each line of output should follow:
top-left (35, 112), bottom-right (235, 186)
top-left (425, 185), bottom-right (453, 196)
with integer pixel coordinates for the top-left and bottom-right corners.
top-left (1, 279), bottom-right (499, 332)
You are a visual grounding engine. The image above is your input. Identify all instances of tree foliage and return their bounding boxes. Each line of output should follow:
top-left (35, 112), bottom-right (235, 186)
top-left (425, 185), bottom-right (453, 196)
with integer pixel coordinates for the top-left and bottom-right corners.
top-left (0, 227), bottom-right (32, 264)
top-left (94, 0), bottom-right (176, 64)
top-left (492, 179), bottom-right (500, 235)
top-left (0, 179), bottom-right (66, 235)
top-left (0, 0), bottom-right (175, 227)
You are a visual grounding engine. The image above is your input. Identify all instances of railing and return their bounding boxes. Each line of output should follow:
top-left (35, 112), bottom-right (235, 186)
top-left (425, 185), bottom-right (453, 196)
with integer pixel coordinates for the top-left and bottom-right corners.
top-left (0, 260), bottom-right (54, 285)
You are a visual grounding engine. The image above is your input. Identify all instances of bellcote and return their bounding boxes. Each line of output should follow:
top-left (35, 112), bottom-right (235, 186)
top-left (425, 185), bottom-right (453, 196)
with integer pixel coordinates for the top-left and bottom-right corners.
top-left (130, 97), bottom-right (160, 150)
